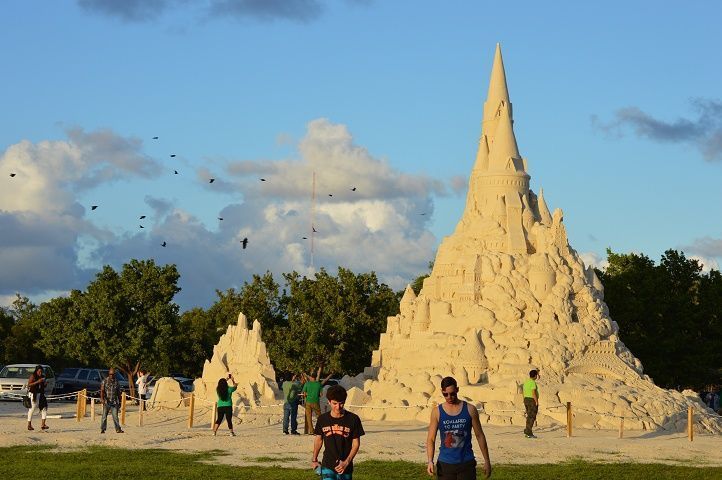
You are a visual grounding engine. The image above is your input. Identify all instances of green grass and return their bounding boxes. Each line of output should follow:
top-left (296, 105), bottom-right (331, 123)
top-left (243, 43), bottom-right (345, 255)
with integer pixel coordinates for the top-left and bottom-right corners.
top-left (247, 455), bottom-right (300, 463)
top-left (0, 446), bottom-right (719, 479)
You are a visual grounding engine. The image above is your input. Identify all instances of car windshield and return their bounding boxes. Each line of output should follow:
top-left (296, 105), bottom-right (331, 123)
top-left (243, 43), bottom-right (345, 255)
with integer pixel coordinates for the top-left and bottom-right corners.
top-left (0, 366), bottom-right (37, 378)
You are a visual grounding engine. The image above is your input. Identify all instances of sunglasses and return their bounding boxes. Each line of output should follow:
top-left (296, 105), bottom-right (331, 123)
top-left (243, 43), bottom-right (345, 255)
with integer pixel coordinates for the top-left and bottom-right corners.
top-left (442, 391), bottom-right (458, 397)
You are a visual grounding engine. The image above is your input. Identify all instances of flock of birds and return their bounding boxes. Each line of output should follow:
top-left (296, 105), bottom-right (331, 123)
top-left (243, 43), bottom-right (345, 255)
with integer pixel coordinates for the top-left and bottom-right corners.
top-left (3, 135), bottom-right (408, 253)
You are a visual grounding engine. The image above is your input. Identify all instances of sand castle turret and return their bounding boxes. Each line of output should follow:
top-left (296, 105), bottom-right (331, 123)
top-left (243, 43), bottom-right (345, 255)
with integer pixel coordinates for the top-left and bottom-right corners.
top-left (194, 312), bottom-right (280, 412)
top-left (349, 45), bottom-right (722, 433)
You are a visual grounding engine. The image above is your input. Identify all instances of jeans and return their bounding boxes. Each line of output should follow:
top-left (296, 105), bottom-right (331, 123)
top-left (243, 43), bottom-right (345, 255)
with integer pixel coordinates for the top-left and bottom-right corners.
top-left (283, 401), bottom-right (299, 433)
top-left (524, 397), bottom-right (538, 435)
top-left (101, 403), bottom-right (121, 432)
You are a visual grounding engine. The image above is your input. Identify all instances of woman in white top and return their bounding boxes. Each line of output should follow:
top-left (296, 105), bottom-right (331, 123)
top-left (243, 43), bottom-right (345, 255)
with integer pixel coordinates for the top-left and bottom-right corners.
top-left (136, 370), bottom-right (149, 410)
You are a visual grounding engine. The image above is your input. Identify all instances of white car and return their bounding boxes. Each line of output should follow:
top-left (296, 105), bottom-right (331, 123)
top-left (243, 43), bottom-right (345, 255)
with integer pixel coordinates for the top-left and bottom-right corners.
top-left (0, 364), bottom-right (56, 399)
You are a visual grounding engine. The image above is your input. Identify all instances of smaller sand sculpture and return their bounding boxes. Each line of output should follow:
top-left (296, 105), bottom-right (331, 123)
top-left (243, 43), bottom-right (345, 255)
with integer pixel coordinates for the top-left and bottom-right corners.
top-left (193, 313), bottom-right (281, 418)
top-left (149, 377), bottom-right (185, 409)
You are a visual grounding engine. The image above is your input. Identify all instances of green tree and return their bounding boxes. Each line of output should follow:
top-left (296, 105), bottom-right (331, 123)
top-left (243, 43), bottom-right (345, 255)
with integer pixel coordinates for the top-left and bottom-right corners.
top-left (601, 248), bottom-right (722, 389)
top-left (172, 308), bottom-right (217, 377)
top-left (277, 268), bottom-right (398, 376)
top-left (2, 295), bottom-right (44, 364)
top-left (37, 259), bottom-right (181, 398)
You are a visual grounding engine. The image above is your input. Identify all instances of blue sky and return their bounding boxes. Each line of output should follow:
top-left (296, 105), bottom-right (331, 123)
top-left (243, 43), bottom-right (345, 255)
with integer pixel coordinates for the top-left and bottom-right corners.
top-left (2, 0), bottom-right (721, 310)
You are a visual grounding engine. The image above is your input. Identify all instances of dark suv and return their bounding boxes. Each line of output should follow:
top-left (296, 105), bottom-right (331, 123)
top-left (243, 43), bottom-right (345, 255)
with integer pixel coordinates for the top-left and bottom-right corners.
top-left (55, 368), bottom-right (130, 396)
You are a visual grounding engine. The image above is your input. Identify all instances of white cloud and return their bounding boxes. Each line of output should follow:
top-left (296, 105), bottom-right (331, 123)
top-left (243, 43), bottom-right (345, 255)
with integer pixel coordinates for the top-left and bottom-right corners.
top-left (63, 118), bottom-right (442, 308)
top-left (0, 128), bottom-right (162, 294)
top-left (579, 251), bottom-right (609, 271)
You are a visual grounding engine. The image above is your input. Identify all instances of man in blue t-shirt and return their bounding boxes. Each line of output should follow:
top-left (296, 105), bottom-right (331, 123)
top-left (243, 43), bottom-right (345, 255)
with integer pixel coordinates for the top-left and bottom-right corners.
top-left (426, 376), bottom-right (491, 479)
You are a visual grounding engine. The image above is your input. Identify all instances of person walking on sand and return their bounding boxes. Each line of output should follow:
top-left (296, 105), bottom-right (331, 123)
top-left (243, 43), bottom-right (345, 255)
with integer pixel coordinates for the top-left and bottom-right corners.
top-left (213, 373), bottom-right (237, 436)
top-left (100, 368), bottom-right (124, 434)
top-left (426, 376), bottom-right (491, 479)
top-left (27, 365), bottom-right (49, 431)
top-left (523, 369), bottom-right (539, 439)
top-left (311, 385), bottom-right (365, 480)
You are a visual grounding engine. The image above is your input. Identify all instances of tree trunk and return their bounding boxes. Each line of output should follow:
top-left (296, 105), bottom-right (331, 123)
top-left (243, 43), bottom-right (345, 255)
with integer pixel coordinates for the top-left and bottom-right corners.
top-left (120, 360), bottom-right (141, 402)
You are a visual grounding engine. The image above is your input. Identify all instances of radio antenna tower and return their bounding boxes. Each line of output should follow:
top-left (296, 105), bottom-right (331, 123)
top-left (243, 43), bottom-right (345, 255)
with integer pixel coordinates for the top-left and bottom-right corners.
top-left (310, 170), bottom-right (316, 270)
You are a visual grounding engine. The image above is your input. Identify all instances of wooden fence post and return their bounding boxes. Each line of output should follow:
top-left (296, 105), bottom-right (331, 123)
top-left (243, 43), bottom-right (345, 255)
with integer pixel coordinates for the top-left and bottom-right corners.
top-left (211, 403), bottom-right (218, 429)
top-left (138, 400), bottom-right (144, 427)
top-left (120, 393), bottom-right (127, 426)
top-left (188, 394), bottom-right (195, 428)
top-left (91, 398), bottom-right (96, 421)
top-left (688, 406), bottom-right (694, 442)
top-left (618, 417), bottom-right (624, 439)
top-left (566, 402), bottom-right (573, 438)
top-left (80, 389), bottom-right (87, 418)
top-left (75, 391), bottom-right (82, 422)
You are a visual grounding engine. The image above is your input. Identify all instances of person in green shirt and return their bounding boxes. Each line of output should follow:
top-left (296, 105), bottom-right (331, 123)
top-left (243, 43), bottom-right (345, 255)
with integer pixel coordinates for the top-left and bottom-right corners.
top-left (282, 374), bottom-right (301, 435)
top-left (213, 373), bottom-right (237, 437)
top-left (302, 368), bottom-right (332, 434)
top-left (523, 369), bottom-right (539, 438)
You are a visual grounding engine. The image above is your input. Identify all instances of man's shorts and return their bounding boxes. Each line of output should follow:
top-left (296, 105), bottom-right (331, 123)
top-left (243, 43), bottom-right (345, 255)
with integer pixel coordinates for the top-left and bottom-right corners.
top-left (436, 459), bottom-right (477, 480)
top-left (319, 466), bottom-right (352, 479)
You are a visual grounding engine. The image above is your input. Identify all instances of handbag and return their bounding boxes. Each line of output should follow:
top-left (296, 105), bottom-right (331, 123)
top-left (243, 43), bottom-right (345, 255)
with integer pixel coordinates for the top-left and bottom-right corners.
top-left (22, 395), bottom-right (32, 409)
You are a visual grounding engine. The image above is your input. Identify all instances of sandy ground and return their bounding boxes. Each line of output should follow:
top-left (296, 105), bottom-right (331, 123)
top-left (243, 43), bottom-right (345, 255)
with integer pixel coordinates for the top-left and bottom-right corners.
top-left (2, 399), bottom-right (721, 469)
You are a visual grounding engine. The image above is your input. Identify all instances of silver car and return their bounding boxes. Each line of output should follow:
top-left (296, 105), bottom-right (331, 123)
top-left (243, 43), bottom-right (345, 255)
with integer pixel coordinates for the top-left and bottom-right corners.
top-left (0, 364), bottom-right (56, 398)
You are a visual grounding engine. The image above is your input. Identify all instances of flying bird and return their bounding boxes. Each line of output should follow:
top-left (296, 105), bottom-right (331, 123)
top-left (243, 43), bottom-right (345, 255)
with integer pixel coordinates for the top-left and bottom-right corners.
top-left (152, 136), bottom-right (159, 140)
top-left (328, 194), bottom-right (333, 197)
top-left (91, 205), bottom-right (98, 211)
top-left (419, 213), bottom-right (427, 216)
top-left (351, 187), bottom-right (356, 191)
top-left (170, 154), bottom-right (176, 158)
top-left (209, 178), bottom-right (215, 184)
top-left (9, 173), bottom-right (16, 177)
top-left (241, 237), bottom-right (248, 249)
top-left (260, 178), bottom-right (266, 182)
top-left (139, 225), bottom-right (144, 229)
top-left (218, 217), bottom-right (223, 221)
top-left (174, 170), bottom-right (178, 175)
top-left (302, 236), bottom-right (307, 240)
top-left (139, 215), bottom-right (146, 219)
top-left (312, 227), bottom-right (317, 233)
top-left (161, 241), bottom-right (166, 247)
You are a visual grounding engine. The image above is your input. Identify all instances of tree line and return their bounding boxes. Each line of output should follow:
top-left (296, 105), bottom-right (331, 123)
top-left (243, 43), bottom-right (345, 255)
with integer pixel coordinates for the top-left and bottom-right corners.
top-left (1, 249), bottom-right (720, 393)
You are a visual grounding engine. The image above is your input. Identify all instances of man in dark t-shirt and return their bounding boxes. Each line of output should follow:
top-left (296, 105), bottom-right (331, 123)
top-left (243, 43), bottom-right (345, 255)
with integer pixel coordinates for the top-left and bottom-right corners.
top-left (312, 385), bottom-right (365, 480)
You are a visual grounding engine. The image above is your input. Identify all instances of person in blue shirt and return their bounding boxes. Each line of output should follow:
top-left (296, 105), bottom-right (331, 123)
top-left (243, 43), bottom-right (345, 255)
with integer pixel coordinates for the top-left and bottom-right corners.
top-left (426, 376), bottom-right (491, 479)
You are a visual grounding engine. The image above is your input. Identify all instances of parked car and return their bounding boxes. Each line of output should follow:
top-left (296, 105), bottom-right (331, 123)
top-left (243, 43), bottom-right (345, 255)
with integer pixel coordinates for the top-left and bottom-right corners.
top-left (55, 368), bottom-right (130, 396)
top-left (0, 364), bottom-right (56, 398)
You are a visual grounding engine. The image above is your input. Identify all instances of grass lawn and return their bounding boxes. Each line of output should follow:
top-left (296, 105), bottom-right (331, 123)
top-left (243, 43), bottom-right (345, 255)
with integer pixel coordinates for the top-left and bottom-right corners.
top-left (1, 445), bottom-right (719, 479)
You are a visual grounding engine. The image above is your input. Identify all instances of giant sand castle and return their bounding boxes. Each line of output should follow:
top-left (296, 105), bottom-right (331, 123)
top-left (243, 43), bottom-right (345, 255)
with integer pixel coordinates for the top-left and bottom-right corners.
top-left (198, 46), bottom-right (720, 432)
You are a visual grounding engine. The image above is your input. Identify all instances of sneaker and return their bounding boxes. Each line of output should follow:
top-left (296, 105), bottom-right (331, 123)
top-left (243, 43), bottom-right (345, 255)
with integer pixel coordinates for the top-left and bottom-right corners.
top-left (41, 425), bottom-right (49, 430)
top-left (100, 430), bottom-right (105, 434)
top-left (27, 425), bottom-right (34, 431)
top-left (230, 431), bottom-right (236, 437)
top-left (525, 434), bottom-right (537, 438)
top-left (116, 429), bottom-right (124, 434)
top-left (291, 431), bottom-right (301, 435)
top-left (213, 431), bottom-right (217, 436)
top-left (283, 431), bottom-right (289, 435)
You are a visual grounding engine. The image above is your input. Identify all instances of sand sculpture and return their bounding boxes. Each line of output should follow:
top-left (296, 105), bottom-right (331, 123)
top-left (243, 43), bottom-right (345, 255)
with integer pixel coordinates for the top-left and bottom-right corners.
top-left (337, 45), bottom-right (722, 433)
top-left (194, 313), bottom-right (281, 419)
top-left (149, 377), bottom-right (186, 409)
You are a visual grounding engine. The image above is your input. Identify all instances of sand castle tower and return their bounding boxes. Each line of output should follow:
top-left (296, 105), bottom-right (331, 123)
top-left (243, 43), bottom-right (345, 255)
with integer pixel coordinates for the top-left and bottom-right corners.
top-left (350, 45), bottom-right (722, 432)
top-left (194, 313), bottom-right (280, 413)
